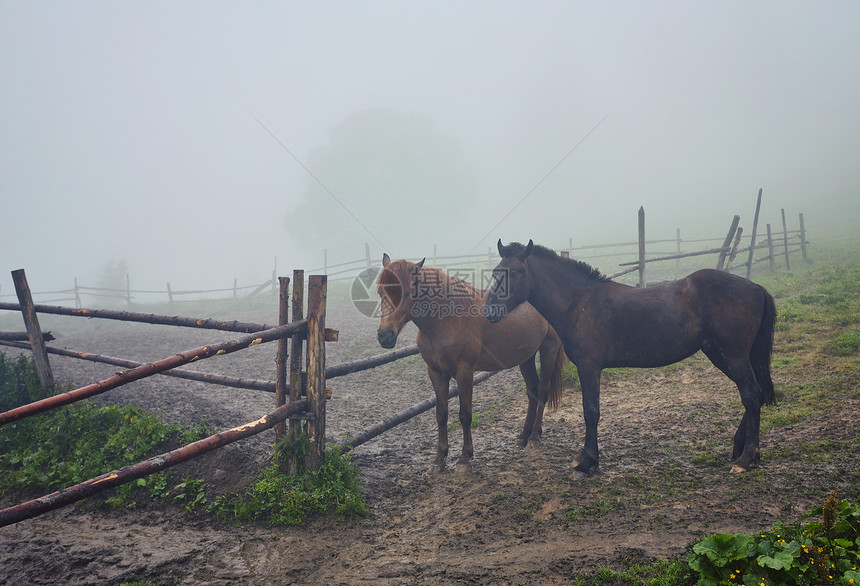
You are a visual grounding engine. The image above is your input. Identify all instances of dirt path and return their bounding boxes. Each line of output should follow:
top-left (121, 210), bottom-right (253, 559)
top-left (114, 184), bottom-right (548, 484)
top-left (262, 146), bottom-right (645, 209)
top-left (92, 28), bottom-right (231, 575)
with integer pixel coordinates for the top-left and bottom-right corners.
top-left (1, 295), bottom-right (857, 584)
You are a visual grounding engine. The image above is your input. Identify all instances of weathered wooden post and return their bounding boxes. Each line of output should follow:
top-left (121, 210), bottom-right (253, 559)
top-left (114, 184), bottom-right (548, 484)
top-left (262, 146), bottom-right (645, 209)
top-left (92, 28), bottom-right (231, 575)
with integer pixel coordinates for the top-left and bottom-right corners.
top-left (74, 278), bottom-right (82, 308)
top-left (288, 270), bottom-right (305, 475)
top-left (766, 224), bottom-right (776, 272)
top-left (305, 275), bottom-right (327, 472)
top-left (725, 227), bottom-right (744, 271)
top-left (781, 208), bottom-right (791, 270)
top-left (11, 269), bottom-right (54, 390)
top-left (716, 215), bottom-right (740, 270)
top-left (637, 206), bottom-right (646, 288)
top-left (365, 242), bottom-right (372, 268)
top-left (274, 276), bottom-right (290, 463)
top-left (799, 213), bottom-right (808, 261)
top-left (745, 188), bottom-right (763, 279)
top-left (676, 228), bottom-right (681, 269)
top-left (166, 283), bottom-right (174, 309)
top-left (126, 273), bottom-right (132, 309)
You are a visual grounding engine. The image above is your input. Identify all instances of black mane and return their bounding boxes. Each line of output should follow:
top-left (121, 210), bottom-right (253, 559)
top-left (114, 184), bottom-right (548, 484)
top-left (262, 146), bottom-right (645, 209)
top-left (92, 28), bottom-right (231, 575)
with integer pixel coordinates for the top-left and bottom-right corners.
top-left (500, 241), bottom-right (611, 283)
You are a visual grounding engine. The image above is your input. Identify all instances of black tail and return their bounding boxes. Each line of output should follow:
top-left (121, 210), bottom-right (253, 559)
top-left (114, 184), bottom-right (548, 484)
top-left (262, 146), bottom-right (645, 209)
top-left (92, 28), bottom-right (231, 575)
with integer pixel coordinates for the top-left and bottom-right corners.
top-left (752, 286), bottom-right (776, 406)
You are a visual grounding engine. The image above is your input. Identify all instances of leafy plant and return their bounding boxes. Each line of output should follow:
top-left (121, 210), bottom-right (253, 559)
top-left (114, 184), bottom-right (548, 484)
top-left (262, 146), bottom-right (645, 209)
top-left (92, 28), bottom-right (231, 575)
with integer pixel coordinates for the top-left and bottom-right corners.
top-left (209, 446), bottom-right (366, 526)
top-left (173, 476), bottom-right (208, 512)
top-left (688, 491), bottom-right (860, 585)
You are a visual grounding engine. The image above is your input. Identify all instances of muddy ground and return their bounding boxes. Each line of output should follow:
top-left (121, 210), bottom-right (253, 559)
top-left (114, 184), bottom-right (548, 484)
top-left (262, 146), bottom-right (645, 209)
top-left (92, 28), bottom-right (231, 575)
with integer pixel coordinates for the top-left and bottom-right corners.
top-left (0, 291), bottom-right (857, 585)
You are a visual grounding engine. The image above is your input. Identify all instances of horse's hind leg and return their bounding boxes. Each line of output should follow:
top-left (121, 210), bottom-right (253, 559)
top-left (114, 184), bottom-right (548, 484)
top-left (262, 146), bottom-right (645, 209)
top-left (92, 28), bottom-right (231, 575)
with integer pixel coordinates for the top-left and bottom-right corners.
top-left (428, 366), bottom-right (452, 472)
top-left (703, 347), bottom-right (762, 472)
top-left (517, 355), bottom-right (542, 447)
top-left (730, 361), bottom-right (764, 472)
top-left (454, 368), bottom-right (476, 470)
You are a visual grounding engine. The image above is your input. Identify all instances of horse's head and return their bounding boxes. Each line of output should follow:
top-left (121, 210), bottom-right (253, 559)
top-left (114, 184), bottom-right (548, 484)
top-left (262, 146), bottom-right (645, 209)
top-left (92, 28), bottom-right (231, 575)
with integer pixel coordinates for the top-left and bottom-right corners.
top-left (483, 239), bottom-right (534, 323)
top-left (376, 253), bottom-right (425, 348)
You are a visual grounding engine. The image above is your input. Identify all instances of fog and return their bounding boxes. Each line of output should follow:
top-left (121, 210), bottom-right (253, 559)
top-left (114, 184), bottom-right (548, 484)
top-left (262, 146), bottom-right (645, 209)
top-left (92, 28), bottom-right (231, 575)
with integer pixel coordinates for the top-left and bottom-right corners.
top-left (2, 2), bottom-right (859, 300)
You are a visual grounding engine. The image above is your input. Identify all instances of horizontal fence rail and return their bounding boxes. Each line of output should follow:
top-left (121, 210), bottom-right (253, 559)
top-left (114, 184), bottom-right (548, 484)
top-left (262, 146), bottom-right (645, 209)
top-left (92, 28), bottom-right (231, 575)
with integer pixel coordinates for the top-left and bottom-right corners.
top-left (0, 320), bottom-right (307, 426)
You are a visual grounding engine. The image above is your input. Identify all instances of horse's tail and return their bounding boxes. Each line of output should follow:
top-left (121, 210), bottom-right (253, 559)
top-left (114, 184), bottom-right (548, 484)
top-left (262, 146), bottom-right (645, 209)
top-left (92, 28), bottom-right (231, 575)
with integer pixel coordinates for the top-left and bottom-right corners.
top-left (546, 337), bottom-right (567, 411)
top-left (752, 285), bottom-right (777, 406)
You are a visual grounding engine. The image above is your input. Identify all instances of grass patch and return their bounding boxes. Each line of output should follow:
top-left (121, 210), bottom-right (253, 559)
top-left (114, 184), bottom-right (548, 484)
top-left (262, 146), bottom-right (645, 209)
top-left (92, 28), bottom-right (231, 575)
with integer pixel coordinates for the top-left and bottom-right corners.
top-left (825, 326), bottom-right (860, 356)
top-left (209, 442), bottom-right (366, 526)
top-left (0, 353), bottom-right (202, 498)
top-left (0, 352), bottom-right (365, 525)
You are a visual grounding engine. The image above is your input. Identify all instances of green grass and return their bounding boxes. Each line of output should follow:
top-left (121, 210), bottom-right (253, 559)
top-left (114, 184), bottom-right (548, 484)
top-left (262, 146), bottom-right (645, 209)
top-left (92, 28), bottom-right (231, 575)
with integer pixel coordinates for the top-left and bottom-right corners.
top-left (209, 440), bottom-right (366, 526)
top-left (0, 354), bottom-right (202, 497)
top-left (0, 353), bottom-right (365, 525)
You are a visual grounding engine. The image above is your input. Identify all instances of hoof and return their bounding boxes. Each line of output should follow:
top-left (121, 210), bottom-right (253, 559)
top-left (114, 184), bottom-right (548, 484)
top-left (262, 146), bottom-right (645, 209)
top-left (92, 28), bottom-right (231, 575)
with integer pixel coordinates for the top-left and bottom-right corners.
top-left (516, 436), bottom-right (528, 448)
top-left (730, 464), bottom-right (748, 475)
top-left (570, 469), bottom-right (590, 481)
top-left (429, 462), bottom-right (446, 474)
top-left (526, 438), bottom-right (542, 450)
top-left (454, 462), bottom-right (471, 473)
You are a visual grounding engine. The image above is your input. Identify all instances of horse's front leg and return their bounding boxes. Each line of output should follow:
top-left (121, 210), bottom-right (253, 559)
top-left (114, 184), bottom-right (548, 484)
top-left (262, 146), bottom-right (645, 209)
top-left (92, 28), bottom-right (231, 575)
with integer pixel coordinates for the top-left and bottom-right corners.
top-left (517, 356), bottom-right (541, 447)
top-left (572, 367), bottom-right (601, 479)
top-left (428, 367), bottom-right (451, 472)
top-left (455, 369), bottom-right (475, 470)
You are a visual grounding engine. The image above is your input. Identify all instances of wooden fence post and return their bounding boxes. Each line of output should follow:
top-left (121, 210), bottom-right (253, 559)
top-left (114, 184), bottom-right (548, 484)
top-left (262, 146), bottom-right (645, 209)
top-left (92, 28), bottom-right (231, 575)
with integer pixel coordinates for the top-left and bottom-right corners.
top-left (11, 269), bottom-right (54, 390)
top-left (716, 215), bottom-right (740, 270)
top-left (74, 278), bottom-right (82, 308)
top-left (676, 228), bottom-right (681, 269)
top-left (305, 275), bottom-right (327, 472)
top-left (725, 227), bottom-right (744, 271)
top-left (126, 273), bottom-right (132, 309)
top-left (781, 208), bottom-right (791, 270)
top-left (766, 224), bottom-right (776, 272)
top-left (166, 283), bottom-right (174, 309)
top-left (746, 188), bottom-right (763, 279)
top-left (799, 213), bottom-right (808, 260)
top-left (288, 270), bottom-right (305, 475)
top-left (274, 276), bottom-right (290, 462)
top-left (637, 206), bottom-right (646, 288)
top-left (365, 243), bottom-right (372, 268)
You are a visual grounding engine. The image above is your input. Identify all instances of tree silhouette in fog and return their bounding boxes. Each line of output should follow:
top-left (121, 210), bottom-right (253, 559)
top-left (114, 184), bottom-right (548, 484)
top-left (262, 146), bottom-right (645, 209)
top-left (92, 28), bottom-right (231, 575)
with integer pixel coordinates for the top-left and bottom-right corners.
top-left (285, 108), bottom-right (476, 257)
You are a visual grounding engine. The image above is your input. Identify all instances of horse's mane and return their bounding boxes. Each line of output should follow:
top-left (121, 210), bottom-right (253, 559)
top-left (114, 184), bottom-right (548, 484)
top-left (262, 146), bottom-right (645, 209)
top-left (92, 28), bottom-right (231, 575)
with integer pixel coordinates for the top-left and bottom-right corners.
top-left (501, 241), bottom-right (611, 284)
top-left (380, 259), bottom-right (483, 309)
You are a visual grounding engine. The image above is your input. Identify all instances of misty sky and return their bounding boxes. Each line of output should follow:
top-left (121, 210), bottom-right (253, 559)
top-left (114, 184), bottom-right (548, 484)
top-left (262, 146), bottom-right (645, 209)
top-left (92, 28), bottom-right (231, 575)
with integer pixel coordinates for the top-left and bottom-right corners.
top-left (2, 2), bottom-right (858, 298)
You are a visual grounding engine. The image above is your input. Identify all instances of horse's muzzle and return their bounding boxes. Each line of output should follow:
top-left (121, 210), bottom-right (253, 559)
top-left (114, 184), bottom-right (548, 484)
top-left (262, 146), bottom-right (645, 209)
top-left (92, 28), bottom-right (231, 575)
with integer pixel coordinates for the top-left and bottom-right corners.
top-left (482, 304), bottom-right (506, 323)
top-left (377, 329), bottom-right (398, 348)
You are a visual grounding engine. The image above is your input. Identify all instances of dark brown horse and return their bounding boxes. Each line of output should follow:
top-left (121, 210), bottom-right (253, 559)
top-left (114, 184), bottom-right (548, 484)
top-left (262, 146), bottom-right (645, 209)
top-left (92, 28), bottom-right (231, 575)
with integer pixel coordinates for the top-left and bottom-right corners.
top-left (484, 239), bottom-right (776, 478)
top-left (377, 254), bottom-right (567, 471)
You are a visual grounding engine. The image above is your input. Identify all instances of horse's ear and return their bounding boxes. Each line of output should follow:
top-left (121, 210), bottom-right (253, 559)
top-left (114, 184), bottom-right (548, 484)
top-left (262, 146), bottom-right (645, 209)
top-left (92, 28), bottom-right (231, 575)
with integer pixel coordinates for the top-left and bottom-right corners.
top-left (497, 238), bottom-right (505, 257)
top-left (523, 239), bottom-right (534, 258)
top-left (382, 253), bottom-right (391, 267)
top-left (414, 258), bottom-right (426, 271)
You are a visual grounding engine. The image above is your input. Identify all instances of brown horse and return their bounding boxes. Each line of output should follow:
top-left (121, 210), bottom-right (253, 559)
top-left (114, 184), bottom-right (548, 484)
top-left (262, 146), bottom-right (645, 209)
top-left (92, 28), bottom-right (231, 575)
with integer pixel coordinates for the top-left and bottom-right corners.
top-left (376, 254), bottom-right (567, 471)
top-left (484, 240), bottom-right (776, 478)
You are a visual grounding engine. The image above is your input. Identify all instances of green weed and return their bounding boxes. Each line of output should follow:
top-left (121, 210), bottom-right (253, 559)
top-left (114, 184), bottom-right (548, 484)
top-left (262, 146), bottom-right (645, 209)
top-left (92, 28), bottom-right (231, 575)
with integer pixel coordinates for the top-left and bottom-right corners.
top-left (688, 491), bottom-right (860, 585)
top-left (209, 446), bottom-right (366, 526)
